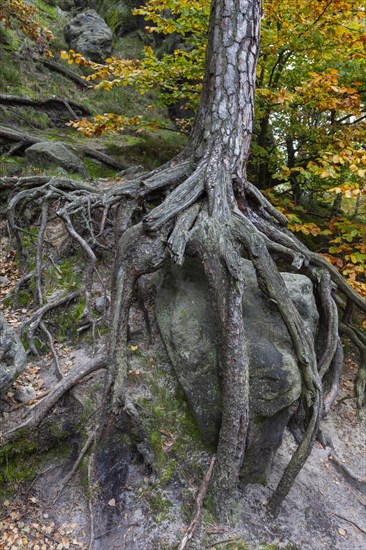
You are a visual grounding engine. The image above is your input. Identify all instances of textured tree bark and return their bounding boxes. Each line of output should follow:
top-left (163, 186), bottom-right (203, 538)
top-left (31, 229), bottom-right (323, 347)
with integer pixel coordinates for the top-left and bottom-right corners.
top-left (190, 0), bottom-right (261, 189)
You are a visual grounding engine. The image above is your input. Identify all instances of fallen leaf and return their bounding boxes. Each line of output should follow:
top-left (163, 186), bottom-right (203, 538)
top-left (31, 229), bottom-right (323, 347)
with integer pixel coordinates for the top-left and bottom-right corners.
top-left (108, 498), bottom-right (116, 507)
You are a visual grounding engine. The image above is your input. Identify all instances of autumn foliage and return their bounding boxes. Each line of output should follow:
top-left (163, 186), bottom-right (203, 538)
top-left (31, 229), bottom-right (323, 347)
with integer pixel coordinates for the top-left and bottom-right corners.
top-left (60, 0), bottom-right (366, 297)
top-left (0, 0), bottom-right (52, 49)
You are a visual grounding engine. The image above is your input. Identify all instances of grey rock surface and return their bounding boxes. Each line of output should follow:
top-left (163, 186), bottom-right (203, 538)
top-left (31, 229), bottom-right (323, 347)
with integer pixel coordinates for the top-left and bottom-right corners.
top-left (0, 311), bottom-right (27, 394)
top-left (25, 142), bottom-right (86, 175)
top-left (95, 296), bottom-right (109, 314)
top-left (14, 384), bottom-right (36, 403)
top-left (155, 257), bottom-right (319, 482)
top-left (64, 10), bottom-right (113, 63)
top-left (155, 261), bottom-right (222, 446)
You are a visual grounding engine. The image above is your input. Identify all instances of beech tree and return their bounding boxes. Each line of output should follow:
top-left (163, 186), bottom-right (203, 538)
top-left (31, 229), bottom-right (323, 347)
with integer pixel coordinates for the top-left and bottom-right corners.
top-left (2, 0), bottom-right (366, 527)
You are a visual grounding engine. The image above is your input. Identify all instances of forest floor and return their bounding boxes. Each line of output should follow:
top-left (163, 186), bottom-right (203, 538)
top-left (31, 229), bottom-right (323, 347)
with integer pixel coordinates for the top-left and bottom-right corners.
top-left (1, 241), bottom-right (365, 550)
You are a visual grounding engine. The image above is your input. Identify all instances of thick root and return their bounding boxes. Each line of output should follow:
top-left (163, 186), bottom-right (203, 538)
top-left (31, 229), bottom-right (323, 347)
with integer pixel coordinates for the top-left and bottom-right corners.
top-left (2, 355), bottom-right (107, 446)
top-left (190, 216), bottom-right (249, 517)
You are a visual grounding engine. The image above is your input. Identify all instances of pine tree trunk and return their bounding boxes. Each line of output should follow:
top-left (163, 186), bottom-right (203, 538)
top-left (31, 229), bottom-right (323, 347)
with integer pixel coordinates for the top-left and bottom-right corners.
top-left (190, 0), bottom-right (261, 176)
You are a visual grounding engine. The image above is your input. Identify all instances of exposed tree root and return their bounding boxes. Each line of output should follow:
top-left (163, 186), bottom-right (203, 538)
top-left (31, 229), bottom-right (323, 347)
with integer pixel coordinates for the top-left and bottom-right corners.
top-left (2, 354), bottom-right (107, 446)
top-left (53, 431), bottom-right (95, 503)
top-left (0, 94), bottom-right (91, 116)
top-left (323, 340), bottom-right (344, 415)
top-left (3, 152), bottom-right (366, 522)
top-left (19, 291), bottom-right (80, 355)
top-left (40, 58), bottom-right (93, 89)
top-left (82, 147), bottom-right (127, 170)
top-left (0, 175), bottom-right (49, 190)
top-left (39, 320), bottom-right (63, 380)
top-left (332, 513), bottom-right (366, 536)
top-left (339, 323), bottom-right (366, 409)
top-left (190, 216), bottom-right (249, 515)
top-left (318, 428), bottom-right (366, 495)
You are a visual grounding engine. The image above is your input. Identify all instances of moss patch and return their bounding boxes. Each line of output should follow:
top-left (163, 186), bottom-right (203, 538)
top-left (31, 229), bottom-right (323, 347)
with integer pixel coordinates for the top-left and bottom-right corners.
top-left (0, 433), bottom-right (73, 500)
top-left (136, 480), bottom-right (174, 523)
top-left (83, 157), bottom-right (116, 179)
top-left (0, 438), bottom-right (39, 498)
top-left (130, 349), bottom-right (207, 489)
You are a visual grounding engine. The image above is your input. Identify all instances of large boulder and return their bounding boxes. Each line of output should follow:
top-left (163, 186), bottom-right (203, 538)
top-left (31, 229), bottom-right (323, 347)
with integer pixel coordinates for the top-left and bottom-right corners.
top-left (25, 142), bottom-right (86, 175)
top-left (64, 9), bottom-right (113, 63)
top-left (0, 311), bottom-right (27, 395)
top-left (155, 257), bottom-right (319, 483)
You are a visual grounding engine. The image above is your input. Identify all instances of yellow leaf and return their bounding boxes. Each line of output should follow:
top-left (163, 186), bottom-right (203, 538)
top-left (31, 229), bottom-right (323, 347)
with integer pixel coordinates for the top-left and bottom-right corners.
top-left (130, 345), bottom-right (138, 351)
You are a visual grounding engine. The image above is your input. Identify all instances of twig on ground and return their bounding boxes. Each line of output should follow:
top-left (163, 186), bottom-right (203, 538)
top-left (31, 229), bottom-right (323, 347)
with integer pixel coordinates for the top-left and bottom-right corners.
top-left (53, 431), bottom-right (94, 503)
top-left (332, 513), bottom-right (366, 536)
top-left (39, 321), bottom-right (63, 380)
top-left (178, 456), bottom-right (216, 550)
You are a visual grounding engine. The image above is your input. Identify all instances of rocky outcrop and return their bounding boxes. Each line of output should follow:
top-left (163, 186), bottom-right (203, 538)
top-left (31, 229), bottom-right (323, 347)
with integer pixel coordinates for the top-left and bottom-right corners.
top-left (25, 142), bottom-right (86, 175)
top-left (0, 311), bottom-right (27, 394)
top-left (64, 10), bottom-right (113, 63)
top-left (155, 257), bottom-right (319, 483)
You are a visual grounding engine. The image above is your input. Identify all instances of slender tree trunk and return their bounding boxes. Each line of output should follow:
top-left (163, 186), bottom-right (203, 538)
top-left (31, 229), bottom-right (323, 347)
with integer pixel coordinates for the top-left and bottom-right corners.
top-left (190, 0), bottom-right (261, 181)
top-left (186, 0), bottom-right (262, 515)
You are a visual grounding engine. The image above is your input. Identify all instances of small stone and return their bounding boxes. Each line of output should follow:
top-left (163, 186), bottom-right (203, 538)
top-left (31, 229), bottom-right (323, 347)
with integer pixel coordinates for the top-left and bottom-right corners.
top-left (14, 385), bottom-right (36, 403)
top-left (95, 296), bottom-right (109, 314)
top-left (0, 276), bottom-right (8, 287)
